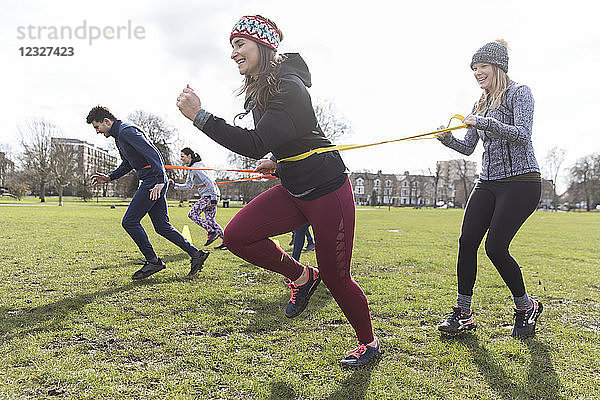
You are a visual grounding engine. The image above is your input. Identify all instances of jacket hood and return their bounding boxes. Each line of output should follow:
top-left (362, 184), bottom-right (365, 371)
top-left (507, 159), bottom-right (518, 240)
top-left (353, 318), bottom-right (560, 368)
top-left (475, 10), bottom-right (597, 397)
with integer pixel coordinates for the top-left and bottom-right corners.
top-left (281, 53), bottom-right (311, 87)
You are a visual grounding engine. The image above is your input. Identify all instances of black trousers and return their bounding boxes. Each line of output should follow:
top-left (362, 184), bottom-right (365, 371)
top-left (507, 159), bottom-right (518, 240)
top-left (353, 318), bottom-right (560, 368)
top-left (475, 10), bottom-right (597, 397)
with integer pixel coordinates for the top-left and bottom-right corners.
top-left (457, 179), bottom-right (541, 297)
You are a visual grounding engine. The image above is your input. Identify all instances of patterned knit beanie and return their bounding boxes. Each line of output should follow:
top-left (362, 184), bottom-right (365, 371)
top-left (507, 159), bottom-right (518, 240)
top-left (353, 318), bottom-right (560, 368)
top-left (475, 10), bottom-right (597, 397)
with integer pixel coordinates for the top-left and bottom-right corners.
top-left (470, 40), bottom-right (509, 73)
top-left (230, 15), bottom-right (281, 50)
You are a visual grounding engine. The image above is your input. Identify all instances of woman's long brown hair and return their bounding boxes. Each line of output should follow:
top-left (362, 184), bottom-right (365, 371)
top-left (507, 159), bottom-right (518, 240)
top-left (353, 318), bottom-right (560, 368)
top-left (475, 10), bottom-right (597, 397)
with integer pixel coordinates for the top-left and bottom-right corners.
top-left (237, 16), bottom-right (284, 112)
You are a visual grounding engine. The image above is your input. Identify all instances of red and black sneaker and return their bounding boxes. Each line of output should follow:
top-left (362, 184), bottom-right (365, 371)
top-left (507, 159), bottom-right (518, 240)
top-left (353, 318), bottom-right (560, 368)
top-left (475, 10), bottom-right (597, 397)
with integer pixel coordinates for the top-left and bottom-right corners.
top-left (512, 298), bottom-right (543, 339)
top-left (340, 337), bottom-right (384, 368)
top-left (204, 231), bottom-right (219, 246)
top-left (283, 266), bottom-right (320, 318)
top-left (438, 306), bottom-right (476, 334)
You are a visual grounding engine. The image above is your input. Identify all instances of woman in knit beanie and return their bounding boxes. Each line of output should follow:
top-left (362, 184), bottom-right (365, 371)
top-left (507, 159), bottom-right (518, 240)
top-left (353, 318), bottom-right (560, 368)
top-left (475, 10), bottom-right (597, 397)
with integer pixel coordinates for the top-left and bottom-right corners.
top-left (176, 15), bottom-right (381, 367)
top-left (436, 39), bottom-right (543, 339)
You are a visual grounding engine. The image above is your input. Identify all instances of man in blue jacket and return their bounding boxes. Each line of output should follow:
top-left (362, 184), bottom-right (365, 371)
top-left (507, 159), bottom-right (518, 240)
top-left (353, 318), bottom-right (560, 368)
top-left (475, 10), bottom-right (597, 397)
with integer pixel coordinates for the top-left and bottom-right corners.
top-left (87, 105), bottom-right (209, 279)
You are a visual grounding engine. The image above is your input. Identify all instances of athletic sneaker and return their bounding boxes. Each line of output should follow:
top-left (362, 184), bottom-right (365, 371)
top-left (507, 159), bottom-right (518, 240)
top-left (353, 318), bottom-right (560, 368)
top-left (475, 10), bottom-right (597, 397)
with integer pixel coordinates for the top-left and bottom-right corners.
top-left (189, 250), bottom-right (209, 276)
top-left (303, 242), bottom-right (315, 251)
top-left (438, 306), bottom-right (476, 334)
top-left (283, 266), bottom-right (320, 318)
top-left (512, 298), bottom-right (543, 339)
top-left (132, 258), bottom-right (166, 280)
top-left (340, 337), bottom-right (384, 367)
top-left (214, 243), bottom-right (227, 250)
top-left (204, 231), bottom-right (219, 246)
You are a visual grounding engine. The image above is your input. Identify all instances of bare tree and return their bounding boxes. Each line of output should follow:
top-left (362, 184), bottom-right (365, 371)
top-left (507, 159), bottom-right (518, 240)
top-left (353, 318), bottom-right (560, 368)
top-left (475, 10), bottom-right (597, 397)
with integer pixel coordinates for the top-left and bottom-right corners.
top-left (568, 154), bottom-right (598, 211)
top-left (429, 163), bottom-right (443, 206)
top-left (3, 165), bottom-right (28, 200)
top-left (313, 98), bottom-right (352, 143)
top-left (456, 159), bottom-right (475, 208)
top-left (50, 139), bottom-right (78, 206)
top-left (226, 152), bottom-right (264, 204)
top-left (0, 144), bottom-right (15, 188)
top-left (543, 146), bottom-right (566, 210)
top-left (77, 173), bottom-right (95, 201)
top-left (169, 134), bottom-right (190, 182)
top-left (127, 110), bottom-right (178, 167)
top-left (7, 182), bottom-right (28, 200)
top-left (18, 119), bottom-right (57, 202)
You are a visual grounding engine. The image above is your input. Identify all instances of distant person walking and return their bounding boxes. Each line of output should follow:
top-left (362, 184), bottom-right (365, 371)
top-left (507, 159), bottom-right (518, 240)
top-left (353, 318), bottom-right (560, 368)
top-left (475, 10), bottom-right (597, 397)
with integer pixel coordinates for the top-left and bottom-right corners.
top-left (176, 15), bottom-right (381, 367)
top-left (170, 147), bottom-right (224, 248)
top-left (436, 40), bottom-right (543, 338)
top-left (87, 106), bottom-right (209, 279)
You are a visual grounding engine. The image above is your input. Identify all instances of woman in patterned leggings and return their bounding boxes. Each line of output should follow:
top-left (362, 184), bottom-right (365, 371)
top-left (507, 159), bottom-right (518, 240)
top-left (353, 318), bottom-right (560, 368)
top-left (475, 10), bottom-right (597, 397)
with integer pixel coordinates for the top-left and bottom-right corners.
top-left (171, 147), bottom-right (224, 247)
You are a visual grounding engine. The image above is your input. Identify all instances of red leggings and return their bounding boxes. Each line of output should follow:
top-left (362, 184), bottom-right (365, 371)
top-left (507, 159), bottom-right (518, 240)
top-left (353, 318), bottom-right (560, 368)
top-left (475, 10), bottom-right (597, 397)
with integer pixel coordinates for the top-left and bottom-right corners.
top-left (223, 178), bottom-right (374, 343)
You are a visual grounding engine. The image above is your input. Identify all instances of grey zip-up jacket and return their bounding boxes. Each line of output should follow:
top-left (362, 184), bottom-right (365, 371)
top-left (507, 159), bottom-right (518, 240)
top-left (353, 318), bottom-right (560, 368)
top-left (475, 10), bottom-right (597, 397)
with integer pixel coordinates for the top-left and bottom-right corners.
top-left (439, 81), bottom-right (540, 180)
top-left (172, 161), bottom-right (220, 202)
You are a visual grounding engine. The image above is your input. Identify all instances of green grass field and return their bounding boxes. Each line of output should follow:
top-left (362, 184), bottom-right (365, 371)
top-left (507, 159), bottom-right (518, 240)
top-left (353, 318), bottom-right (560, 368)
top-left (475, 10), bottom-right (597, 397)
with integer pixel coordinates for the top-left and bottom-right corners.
top-left (0, 200), bottom-right (599, 399)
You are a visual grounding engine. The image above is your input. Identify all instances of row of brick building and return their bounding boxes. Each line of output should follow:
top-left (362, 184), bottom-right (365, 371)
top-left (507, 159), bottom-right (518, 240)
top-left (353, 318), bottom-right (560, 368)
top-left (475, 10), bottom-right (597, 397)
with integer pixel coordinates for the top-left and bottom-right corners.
top-left (350, 161), bottom-right (553, 208)
top-left (351, 159), bottom-right (478, 207)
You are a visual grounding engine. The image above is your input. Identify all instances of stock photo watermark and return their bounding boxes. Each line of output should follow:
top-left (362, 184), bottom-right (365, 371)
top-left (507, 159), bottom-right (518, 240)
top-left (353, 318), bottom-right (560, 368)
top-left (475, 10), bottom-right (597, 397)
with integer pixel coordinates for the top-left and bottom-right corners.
top-left (16, 20), bottom-right (146, 56)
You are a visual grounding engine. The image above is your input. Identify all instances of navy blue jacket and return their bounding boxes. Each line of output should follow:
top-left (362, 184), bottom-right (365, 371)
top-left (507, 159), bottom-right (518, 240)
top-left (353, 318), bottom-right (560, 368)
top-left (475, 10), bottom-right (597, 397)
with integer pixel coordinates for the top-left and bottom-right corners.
top-left (108, 119), bottom-right (167, 187)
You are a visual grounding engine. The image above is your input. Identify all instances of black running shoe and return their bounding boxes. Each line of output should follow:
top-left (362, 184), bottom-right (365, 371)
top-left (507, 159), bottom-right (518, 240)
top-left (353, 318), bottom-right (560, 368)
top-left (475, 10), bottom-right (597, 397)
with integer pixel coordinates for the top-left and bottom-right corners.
top-left (132, 258), bottom-right (166, 280)
top-left (214, 243), bottom-right (227, 250)
top-left (438, 306), bottom-right (476, 334)
top-left (303, 243), bottom-right (315, 251)
top-left (512, 298), bottom-right (543, 339)
top-left (283, 266), bottom-right (320, 318)
top-left (204, 231), bottom-right (219, 246)
top-left (340, 337), bottom-right (384, 368)
top-left (189, 250), bottom-right (209, 276)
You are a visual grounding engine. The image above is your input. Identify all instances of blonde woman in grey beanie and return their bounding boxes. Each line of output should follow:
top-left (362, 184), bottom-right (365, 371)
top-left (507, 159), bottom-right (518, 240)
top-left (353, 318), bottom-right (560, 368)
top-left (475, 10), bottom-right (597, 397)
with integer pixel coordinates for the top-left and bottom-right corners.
top-left (436, 39), bottom-right (543, 339)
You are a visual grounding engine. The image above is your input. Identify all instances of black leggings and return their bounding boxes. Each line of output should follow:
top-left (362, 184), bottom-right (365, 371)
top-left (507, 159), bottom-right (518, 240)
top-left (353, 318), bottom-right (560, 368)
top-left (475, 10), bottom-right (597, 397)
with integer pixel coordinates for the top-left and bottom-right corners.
top-left (457, 179), bottom-right (541, 297)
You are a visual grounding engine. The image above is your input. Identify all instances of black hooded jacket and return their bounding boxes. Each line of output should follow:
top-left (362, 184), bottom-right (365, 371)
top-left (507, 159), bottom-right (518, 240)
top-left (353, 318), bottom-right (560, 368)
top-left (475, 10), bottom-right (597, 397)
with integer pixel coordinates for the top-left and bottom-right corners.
top-left (194, 53), bottom-right (347, 200)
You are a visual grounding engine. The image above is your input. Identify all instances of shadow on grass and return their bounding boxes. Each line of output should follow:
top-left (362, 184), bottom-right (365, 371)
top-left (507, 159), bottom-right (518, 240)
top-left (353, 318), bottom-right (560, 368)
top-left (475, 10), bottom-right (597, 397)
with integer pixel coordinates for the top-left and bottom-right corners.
top-left (200, 284), bottom-right (334, 337)
top-left (441, 334), bottom-right (564, 399)
top-left (0, 275), bottom-right (191, 341)
top-left (93, 252), bottom-right (190, 271)
top-left (268, 361), bottom-right (378, 400)
top-left (0, 263), bottom-right (335, 345)
top-left (324, 362), bottom-right (378, 400)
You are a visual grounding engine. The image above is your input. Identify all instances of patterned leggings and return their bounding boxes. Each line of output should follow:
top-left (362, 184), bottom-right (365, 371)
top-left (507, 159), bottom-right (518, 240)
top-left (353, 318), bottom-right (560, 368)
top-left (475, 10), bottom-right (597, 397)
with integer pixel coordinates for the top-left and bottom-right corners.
top-left (188, 196), bottom-right (224, 237)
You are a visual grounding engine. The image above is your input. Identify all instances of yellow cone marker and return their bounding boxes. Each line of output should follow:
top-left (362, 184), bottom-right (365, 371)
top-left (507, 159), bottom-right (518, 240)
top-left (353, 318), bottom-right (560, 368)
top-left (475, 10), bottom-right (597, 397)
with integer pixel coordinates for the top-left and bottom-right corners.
top-left (182, 225), bottom-right (193, 245)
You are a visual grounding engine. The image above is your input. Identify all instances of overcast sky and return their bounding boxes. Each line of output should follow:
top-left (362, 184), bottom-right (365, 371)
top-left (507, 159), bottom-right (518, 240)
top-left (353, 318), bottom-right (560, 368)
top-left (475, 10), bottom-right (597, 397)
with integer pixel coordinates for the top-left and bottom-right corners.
top-left (1, 0), bottom-right (598, 191)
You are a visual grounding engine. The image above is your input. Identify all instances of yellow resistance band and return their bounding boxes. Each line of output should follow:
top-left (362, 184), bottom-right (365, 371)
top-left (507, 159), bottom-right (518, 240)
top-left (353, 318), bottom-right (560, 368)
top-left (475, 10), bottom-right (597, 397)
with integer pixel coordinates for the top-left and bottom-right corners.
top-left (277, 114), bottom-right (467, 163)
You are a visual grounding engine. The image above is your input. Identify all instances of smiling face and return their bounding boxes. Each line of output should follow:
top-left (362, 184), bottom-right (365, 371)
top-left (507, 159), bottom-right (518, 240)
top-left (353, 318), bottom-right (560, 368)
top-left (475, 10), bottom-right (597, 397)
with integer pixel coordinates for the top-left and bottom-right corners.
top-left (230, 37), bottom-right (261, 77)
top-left (91, 118), bottom-right (113, 138)
top-left (180, 152), bottom-right (192, 166)
top-left (472, 62), bottom-right (495, 90)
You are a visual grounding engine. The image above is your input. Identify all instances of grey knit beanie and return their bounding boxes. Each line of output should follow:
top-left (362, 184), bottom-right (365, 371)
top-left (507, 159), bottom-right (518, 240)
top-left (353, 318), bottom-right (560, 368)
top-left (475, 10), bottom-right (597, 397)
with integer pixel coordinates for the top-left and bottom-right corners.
top-left (470, 40), bottom-right (509, 72)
